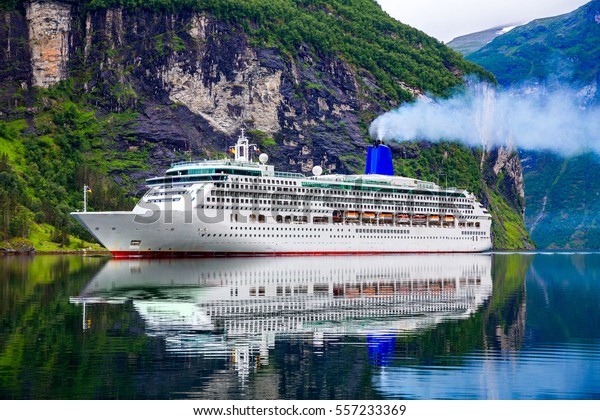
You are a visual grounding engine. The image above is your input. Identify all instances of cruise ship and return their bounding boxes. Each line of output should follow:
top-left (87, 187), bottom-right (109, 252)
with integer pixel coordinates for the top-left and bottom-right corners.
top-left (71, 131), bottom-right (492, 257)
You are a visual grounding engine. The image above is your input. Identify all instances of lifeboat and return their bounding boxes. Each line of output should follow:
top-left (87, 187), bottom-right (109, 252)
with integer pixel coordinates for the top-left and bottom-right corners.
top-left (396, 213), bottom-right (410, 224)
top-left (379, 212), bottom-right (393, 224)
top-left (361, 212), bottom-right (376, 220)
top-left (412, 214), bottom-right (426, 224)
top-left (345, 211), bottom-right (359, 219)
top-left (428, 214), bottom-right (441, 222)
top-left (444, 215), bottom-right (455, 222)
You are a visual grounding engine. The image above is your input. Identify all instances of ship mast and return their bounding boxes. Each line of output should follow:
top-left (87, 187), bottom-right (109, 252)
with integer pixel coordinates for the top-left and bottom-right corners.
top-left (83, 185), bottom-right (91, 212)
top-left (232, 129), bottom-right (258, 162)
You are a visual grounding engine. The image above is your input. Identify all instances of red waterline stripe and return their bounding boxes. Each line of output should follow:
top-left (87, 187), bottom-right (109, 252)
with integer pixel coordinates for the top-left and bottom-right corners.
top-left (110, 250), bottom-right (485, 259)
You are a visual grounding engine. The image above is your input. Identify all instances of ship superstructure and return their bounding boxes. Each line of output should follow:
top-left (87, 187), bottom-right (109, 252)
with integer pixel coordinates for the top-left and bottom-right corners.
top-left (71, 131), bottom-right (492, 256)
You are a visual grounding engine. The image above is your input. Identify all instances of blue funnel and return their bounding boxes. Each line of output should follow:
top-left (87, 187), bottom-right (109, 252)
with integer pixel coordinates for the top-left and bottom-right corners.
top-left (365, 143), bottom-right (394, 176)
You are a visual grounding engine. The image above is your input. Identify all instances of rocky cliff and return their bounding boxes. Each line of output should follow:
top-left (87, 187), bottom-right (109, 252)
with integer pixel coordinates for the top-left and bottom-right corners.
top-left (3, 1), bottom-right (393, 175)
top-left (27, 1), bottom-right (72, 88)
top-left (0, 0), bottom-right (533, 249)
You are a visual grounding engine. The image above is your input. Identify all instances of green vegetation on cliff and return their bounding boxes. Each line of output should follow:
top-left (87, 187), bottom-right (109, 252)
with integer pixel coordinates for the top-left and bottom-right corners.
top-left (194, 0), bottom-right (493, 99)
top-left (523, 152), bottom-right (600, 248)
top-left (0, 0), bottom-right (529, 250)
top-left (392, 142), bottom-right (533, 249)
top-left (466, 0), bottom-right (600, 89)
top-left (0, 83), bottom-right (140, 250)
top-left (393, 142), bottom-right (483, 196)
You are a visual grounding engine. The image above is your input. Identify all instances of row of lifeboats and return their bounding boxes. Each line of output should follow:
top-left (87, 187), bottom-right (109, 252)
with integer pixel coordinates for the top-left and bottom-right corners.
top-left (334, 211), bottom-right (456, 224)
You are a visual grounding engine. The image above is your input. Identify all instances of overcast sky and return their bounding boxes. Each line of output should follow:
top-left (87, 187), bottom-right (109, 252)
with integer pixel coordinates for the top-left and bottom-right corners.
top-left (376, 0), bottom-right (591, 42)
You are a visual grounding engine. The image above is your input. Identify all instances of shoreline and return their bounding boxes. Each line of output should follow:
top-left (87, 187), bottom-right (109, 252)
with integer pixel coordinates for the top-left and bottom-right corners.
top-left (1, 250), bottom-right (111, 256)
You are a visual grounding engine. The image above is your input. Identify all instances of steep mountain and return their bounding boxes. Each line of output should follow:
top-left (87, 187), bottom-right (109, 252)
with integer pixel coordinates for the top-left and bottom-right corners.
top-left (0, 0), bottom-right (532, 250)
top-left (464, 0), bottom-right (600, 249)
top-left (466, 0), bottom-right (600, 99)
top-left (447, 24), bottom-right (519, 56)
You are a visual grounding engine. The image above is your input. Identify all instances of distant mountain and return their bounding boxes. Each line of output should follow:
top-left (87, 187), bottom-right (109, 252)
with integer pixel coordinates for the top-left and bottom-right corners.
top-left (447, 24), bottom-right (520, 56)
top-left (466, 0), bottom-right (600, 101)
top-left (465, 0), bottom-right (600, 249)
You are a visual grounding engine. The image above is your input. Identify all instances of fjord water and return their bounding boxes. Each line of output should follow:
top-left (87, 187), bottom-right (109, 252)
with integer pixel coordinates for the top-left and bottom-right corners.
top-left (1, 252), bottom-right (599, 400)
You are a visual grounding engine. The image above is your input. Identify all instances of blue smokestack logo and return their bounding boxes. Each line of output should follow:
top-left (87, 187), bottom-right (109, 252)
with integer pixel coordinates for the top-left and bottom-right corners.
top-left (365, 140), bottom-right (394, 176)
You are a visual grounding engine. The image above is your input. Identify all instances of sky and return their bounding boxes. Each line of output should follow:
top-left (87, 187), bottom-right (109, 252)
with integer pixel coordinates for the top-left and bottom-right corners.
top-left (376, 0), bottom-right (591, 42)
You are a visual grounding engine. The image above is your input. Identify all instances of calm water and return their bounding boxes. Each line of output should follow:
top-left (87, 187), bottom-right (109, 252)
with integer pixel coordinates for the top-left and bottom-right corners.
top-left (1, 252), bottom-right (599, 400)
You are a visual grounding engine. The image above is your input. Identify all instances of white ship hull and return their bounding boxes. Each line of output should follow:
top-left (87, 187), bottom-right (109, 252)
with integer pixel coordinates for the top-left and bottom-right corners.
top-left (72, 210), bottom-right (492, 257)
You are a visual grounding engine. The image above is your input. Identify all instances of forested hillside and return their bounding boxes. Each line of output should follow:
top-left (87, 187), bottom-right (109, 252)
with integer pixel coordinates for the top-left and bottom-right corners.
top-left (0, 0), bottom-right (532, 251)
top-left (467, 1), bottom-right (600, 96)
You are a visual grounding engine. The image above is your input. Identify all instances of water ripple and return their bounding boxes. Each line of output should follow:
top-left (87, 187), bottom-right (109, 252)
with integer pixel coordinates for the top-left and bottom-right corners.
top-left (374, 341), bottom-right (600, 399)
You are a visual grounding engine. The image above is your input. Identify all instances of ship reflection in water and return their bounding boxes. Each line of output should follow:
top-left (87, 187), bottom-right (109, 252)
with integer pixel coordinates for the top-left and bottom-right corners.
top-left (71, 254), bottom-right (492, 379)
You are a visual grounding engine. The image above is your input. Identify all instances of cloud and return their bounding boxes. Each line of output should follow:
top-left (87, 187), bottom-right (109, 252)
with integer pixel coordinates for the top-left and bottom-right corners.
top-left (369, 82), bottom-right (600, 156)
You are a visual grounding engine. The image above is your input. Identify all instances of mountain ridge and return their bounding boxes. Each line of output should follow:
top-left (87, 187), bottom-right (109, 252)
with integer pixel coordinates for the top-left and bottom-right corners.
top-left (0, 0), bottom-right (532, 250)
top-left (466, 0), bottom-right (600, 98)
top-left (447, 24), bottom-right (520, 56)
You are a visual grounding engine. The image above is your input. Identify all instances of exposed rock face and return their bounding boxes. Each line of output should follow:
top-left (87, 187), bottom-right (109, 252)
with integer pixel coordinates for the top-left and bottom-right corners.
top-left (164, 42), bottom-right (284, 135)
top-left (64, 7), bottom-right (383, 175)
top-left (492, 147), bottom-right (525, 209)
top-left (163, 15), bottom-right (285, 135)
top-left (484, 147), bottom-right (526, 216)
top-left (26, 1), bottom-right (71, 88)
top-left (0, 3), bottom-right (399, 175)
